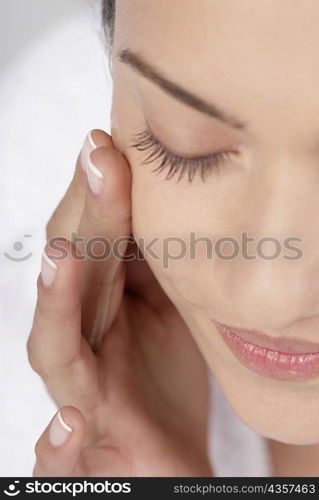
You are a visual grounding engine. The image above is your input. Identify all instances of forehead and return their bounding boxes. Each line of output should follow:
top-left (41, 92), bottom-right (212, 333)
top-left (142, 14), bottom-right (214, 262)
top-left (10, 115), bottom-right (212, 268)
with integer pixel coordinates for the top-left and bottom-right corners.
top-left (116, 0), bottom-right (319, 114)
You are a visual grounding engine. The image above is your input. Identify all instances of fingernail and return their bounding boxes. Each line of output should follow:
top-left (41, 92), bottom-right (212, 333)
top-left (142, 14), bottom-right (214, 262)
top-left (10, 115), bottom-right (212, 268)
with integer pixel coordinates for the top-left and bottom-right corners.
top-left (49, 410), bottom-right (73, 447)
top-left (41, 251), bottom-right (57, 287)
top-left (87, 154), bottom-right (104, 195)
top-left (80, 131), bottom-right (96, 173)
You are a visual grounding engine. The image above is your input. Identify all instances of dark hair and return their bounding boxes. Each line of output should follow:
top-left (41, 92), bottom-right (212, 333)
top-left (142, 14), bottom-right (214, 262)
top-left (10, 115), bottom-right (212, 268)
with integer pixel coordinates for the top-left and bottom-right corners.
top-left (102, 0), bottom-right (116, 51)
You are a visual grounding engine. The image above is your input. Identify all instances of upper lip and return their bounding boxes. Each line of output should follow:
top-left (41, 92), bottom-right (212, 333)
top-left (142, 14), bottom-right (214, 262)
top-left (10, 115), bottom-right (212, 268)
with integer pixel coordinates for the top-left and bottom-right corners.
top-left (215, 321), bottom-right (319, 354)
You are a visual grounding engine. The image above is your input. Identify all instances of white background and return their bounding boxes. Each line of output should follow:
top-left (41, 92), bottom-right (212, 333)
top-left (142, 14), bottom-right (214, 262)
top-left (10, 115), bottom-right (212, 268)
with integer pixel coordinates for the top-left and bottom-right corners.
top-left (0, 0), bottom-right (269, 477)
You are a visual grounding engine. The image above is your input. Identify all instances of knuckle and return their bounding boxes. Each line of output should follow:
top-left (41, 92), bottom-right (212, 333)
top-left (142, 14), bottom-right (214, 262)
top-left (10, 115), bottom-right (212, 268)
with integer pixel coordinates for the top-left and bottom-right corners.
top-left (46, 216), bottom-right (56, 240)
top-left (26, 333), bottom-right (35, 364)
top-left (34, 441), bottom-right (62, 477)
top-left (26, 335), bottom-right (41, 374)
top-left (34, 438), bottom-right (42, 460)
top-left (85, 203), bottom-right (107, 228)
top-left (46, 202), bottom-right (67, 240)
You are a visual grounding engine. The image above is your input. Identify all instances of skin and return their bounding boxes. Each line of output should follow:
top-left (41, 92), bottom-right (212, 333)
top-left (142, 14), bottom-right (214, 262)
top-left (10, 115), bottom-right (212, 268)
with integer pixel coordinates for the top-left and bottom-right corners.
top-left (111, 0), bottom-right (319, 444)
top-left (29, 0), bottom-right (319, 477)
top-left (28, 135), bottom-right (212, 477)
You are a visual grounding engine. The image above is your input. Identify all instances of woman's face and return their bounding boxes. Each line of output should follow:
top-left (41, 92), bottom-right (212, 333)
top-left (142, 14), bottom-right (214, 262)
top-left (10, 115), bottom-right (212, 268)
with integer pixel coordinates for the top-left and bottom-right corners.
top-left (110, 0), bottom-right (319, 444)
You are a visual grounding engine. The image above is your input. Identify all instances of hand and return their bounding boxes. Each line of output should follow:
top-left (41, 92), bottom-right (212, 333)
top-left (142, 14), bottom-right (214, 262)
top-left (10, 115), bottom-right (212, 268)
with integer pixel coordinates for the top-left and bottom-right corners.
top-left (27, 130), bottom-right (212, 477)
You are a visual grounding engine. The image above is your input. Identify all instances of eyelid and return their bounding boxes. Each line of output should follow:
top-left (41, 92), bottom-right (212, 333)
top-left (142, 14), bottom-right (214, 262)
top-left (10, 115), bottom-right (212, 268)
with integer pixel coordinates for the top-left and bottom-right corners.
top-left (129, 123), bottom-right (235, 183)
top-left (147, 122), bottom-right (236, 158)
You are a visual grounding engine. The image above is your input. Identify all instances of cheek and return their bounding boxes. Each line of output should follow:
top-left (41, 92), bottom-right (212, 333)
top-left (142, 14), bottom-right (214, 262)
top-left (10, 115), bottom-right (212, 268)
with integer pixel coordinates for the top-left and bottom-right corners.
top-left (130, 164), bottom-right (223, 308)
top-left (110, 69), bottom-right (244, 310)
top-left (124, 138), bottom-right (242, 313)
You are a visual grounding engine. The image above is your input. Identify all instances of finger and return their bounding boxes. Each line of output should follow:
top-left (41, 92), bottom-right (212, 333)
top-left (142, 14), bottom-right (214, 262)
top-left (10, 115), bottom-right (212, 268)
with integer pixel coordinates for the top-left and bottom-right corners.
top-left (101, 261), bottom-right (126, 333)
top-left (124, 240), bottom-right (170, 308)
top-left (102, 239), bottom-right (168, 333)
top-left (81, 130), bottom-right (114, 174)
top-left (33, 406), bottom-right (86, 477)
top-left (47, 130), bottom-right (113, 241)
top-left (27, 239), bottom-right (100, 410)
top-left (77, 146), bottom-right (132, 348)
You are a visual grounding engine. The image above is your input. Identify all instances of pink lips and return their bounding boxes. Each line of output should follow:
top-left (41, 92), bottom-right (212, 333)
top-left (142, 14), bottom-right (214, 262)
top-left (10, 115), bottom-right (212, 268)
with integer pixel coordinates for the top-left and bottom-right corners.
top-left (215, 322), bottom-right (319, 380)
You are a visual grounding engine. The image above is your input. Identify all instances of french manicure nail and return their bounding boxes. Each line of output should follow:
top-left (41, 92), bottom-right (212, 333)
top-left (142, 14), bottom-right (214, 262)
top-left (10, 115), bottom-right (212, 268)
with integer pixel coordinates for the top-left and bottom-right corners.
top-left (41, 251), bottom-right (57, 287)
top-left (87, 155), bottom-right (104, 194)
top-left (49, 410), bottom-right (73, 447)
top-left (80, 131), bottom-right (96, 173)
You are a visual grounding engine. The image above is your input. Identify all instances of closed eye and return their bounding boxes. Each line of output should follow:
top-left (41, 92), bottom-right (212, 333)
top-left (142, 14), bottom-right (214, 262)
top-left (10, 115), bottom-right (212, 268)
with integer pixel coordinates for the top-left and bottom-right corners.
top-left (129, 124), bottom-right (235, 183)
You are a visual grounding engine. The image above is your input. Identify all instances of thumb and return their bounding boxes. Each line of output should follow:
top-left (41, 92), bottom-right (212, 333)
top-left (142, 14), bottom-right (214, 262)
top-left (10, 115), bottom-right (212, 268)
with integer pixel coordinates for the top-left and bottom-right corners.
top-left (33, 406), bottom-right (86, 477)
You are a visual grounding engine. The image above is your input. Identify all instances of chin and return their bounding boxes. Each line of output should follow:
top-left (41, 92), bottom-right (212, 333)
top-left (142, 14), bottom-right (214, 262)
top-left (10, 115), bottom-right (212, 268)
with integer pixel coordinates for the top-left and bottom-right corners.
top-left (241, 411), bottom-right (319, 446)
top-left (228, 389), bottom-right (319, 445)
top-left (209, 357), bottom-right (319, 446)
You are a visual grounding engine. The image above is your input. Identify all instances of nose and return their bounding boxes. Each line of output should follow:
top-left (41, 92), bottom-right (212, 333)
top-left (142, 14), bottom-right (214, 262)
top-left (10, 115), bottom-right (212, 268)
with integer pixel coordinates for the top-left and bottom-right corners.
top-left (219, 152), bottom-right (319, 330)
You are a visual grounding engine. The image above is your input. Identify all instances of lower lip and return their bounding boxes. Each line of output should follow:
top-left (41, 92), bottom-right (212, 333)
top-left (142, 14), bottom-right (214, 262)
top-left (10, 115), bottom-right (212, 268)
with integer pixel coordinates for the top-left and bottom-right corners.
top-left (217, 324), bottom-right (319, 381)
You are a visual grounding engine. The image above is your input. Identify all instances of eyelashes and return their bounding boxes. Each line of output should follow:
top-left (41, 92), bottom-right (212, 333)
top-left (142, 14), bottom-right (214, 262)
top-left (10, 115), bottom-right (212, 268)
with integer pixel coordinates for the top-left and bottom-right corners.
top-left (129, 125), bottom-right (233, 183)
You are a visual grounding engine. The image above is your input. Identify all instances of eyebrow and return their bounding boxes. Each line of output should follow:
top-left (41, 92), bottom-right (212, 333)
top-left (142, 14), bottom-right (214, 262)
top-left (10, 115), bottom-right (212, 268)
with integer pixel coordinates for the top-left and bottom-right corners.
top-left (117, 48), bottom-right (247, 130)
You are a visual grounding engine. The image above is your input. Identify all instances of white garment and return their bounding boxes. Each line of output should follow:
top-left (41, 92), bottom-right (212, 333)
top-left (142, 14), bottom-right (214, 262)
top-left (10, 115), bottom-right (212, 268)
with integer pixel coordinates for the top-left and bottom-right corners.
top-left (0, 1), bottom-right (271, 476)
